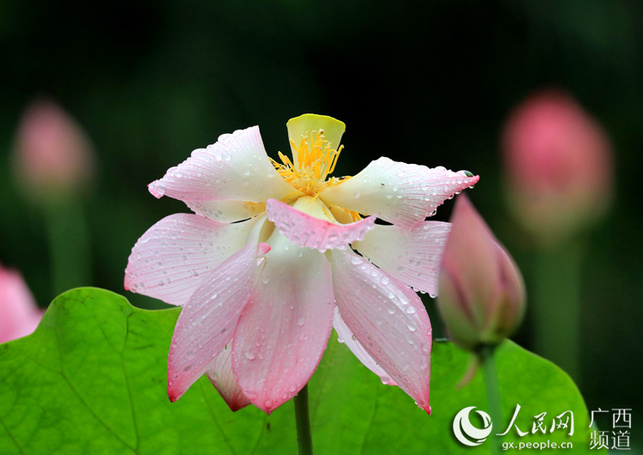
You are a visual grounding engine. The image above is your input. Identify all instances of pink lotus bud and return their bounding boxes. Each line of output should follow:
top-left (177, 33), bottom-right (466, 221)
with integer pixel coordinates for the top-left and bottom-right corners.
top-left (437, 195), bottom-right (526, 351)
top-left (0, 265), bottom-right (43, 343)
top-left (502, 90), bottom-right (613, 244)
top-left (13, 99), bottom-right (95, 198)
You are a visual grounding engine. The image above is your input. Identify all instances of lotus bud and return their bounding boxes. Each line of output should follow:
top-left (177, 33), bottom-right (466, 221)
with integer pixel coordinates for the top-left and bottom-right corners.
top-left (0, 265), bottom-right (43, 343)
top-left (437, 195), bottom-right (526, 351)
top-left (12, 99), bottom-right (95, 201)
top-left (502, 90), bottom-right (613, 244)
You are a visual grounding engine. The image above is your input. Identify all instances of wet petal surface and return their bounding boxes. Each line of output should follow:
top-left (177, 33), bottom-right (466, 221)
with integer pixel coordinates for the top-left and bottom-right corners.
top-left (321, 157), bottom-right (479, 228)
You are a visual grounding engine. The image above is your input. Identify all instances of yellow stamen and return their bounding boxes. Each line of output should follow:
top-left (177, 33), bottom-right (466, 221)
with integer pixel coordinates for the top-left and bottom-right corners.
top-left (271, 129), bottom-right (349, 202)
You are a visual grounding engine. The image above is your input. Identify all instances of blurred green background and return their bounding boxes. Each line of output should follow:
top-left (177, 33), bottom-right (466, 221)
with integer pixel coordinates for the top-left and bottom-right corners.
top-left (1, 0), bottom-right (641, 448)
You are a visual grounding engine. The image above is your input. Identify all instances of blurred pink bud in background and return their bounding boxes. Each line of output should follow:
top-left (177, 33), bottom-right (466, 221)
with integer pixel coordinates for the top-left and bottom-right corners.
top-left (13, 99), bottom-right (95, 199)
top-left (502, 90), bottom-right (613, 244)
top-left (437, 195), bottom-right (526, 351)
top-left (0, 265), bottom-right (43, 344)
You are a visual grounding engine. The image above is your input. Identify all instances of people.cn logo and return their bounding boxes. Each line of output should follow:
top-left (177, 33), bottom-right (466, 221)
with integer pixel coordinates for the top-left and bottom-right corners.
top-left (452, 406), bottom-right (493, 446)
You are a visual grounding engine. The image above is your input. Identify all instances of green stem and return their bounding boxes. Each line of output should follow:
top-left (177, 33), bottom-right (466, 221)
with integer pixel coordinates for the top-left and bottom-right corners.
top-left (294, 384), bottom-right (313, 455)
top-left (480, 344), bottom-right (502, 455)
top-left (44, 198), bottom-right (91, 297)
top-left (533, 240), bottom-right (583, 383)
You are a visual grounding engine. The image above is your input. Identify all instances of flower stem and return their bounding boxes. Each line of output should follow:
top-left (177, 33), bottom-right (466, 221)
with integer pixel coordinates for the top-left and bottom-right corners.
top-left (480, 344), bottom-right (502, 455)
top-left (44, 198), bottom-right (91, 297)
top-left (533, 239), bottom-right (583, 383)
top-left (294, 384), bottom-right (313, 455)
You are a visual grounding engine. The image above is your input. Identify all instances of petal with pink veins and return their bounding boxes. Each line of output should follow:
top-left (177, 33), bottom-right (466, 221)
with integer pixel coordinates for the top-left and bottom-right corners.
top-left (125, 214), bottom-right (260, 306)
top-left (353, 221), bottom-right (451, 296)
top-left (167, 242), bottom-right (271, 402)
top-left (320, 157), bottom-right (479, 228)
top-left (232, 232), bottom-right (334, 414)
top-left (206, 343), bottom-right (251, 411)
top-left (331, 249), bottom-right (432, 413)
top-left (148, 126), bottom-right (294, 203)
top-left (333, 307), bottom-right (396, 386)
top-left (266, 198), bottom-right (375, 252)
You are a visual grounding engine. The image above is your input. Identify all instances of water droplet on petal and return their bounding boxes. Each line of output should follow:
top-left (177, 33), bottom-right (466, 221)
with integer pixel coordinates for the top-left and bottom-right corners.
top-left (245, 352), bottom-right (256, 360)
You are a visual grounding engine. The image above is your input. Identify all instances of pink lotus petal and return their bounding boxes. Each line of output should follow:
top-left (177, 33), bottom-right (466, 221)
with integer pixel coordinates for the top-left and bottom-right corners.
top-left (232, 233), bottom-right (334, 414)
top-left (353, 221), bottom-right (451, 296)
top-left (320, 157), bottom-right (479, 229)
top-left (0, 265), bottom-right (43, 344)
top-left (148, 126), bottom-right (294, 203)
top-left (333, 307), bottom-right (397, 386)
top-left (125, 214), bottom-right (259, 306)
top-left (186, 200), bottom-right (266, 222)
top-left (206, 343), bottom-right (251, 411)
top-left (266, 198), bottom-right (376, 252)
top-left (167, 242), bottom-right (270, 402)
top-left (331, 249), bottom-right (432, 413)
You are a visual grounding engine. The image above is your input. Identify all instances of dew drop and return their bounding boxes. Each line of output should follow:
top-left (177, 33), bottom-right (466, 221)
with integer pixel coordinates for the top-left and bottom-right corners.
top-left (245, 352), bottom-right (256, 360)
top-left (297, 317), bottom-right (306, 327)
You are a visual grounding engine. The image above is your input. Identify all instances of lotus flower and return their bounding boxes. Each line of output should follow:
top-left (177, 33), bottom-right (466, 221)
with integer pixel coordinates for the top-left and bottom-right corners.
top-left (13, 99), bottom-right (95, 199)
top-left (125, 114), bottom-right (479, 413)
top-left (0, 265), bottom-right (43, 344)
top-left (437, 195), bottom-right (525, 351)
top-left (502, 90), bottom-right (613, 243)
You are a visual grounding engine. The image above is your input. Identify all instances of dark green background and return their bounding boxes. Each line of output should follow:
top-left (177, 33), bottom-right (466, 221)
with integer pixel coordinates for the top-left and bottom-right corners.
top-left (1, 0), bottom-right (641, 449)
